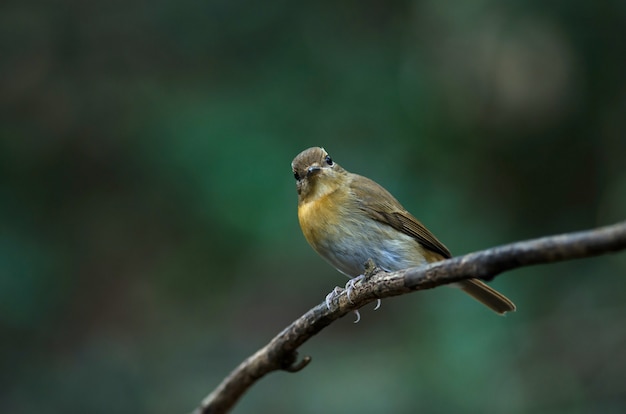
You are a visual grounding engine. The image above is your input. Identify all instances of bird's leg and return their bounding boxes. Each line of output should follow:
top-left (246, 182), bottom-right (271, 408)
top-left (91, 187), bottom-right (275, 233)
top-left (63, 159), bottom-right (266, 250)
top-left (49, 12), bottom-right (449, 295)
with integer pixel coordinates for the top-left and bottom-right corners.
top-left (328, 258), bottom-right (384, 319)
top-left (344, 258), bottom-right (385, 309)
top-left (345, 274), bottom-right (365, 303)
top-left (325, 288), bottom-right (362, 323)
top-left (345, 277), bottom-right (380, 316)
top-left (364, 258), bottom-right (383, 310)
top-left (325, 286), bottom-right (344, 310)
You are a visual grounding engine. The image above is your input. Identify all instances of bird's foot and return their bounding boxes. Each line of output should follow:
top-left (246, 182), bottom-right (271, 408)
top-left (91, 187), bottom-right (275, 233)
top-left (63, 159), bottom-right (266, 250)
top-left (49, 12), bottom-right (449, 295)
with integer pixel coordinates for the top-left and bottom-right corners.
top-left (345, 274), bottom-right (366, 303)
top-left (325, 287), bottom-right (362, 323)
top-left (325, 286), bottom-right (344, 310)
top-left (345, 274), bottom-right (382, 311)
top-left (327, 271), bottom-right (381, 322)
top-left (363, 259), bottom-right (384, 310)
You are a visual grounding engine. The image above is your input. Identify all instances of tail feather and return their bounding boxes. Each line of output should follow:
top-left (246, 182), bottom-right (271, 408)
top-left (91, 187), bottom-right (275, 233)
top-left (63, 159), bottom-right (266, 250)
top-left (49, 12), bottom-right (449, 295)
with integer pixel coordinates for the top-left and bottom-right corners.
top-left (459, 279), bottom-right (516, 315)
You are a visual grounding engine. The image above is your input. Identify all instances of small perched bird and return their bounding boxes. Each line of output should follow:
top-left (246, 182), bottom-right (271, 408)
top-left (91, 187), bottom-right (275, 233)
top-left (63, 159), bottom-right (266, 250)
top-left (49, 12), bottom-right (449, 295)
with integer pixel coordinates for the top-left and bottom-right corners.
top-left (292, 147), bottom-right (515, 315)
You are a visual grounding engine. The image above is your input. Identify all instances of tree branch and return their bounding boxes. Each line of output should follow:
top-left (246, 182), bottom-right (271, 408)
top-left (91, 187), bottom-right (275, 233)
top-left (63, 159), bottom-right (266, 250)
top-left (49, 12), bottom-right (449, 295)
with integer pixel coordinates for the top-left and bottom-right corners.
top-left (193, 220), bottom-right (626, 414)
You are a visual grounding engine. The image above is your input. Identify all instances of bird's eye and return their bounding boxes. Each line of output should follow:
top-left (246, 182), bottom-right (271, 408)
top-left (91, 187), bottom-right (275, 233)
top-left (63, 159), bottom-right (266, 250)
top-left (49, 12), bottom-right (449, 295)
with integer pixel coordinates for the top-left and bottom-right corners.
top-left (325, 155), bottom-right (333, 165)
top-left (293, 171), bottom-right (301, 181)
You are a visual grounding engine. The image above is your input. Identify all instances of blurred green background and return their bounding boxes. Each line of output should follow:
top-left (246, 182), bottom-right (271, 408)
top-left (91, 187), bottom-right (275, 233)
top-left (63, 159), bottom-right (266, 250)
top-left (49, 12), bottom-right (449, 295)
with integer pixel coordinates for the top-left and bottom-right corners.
top-left (2, 0), bottom-right (626, 413)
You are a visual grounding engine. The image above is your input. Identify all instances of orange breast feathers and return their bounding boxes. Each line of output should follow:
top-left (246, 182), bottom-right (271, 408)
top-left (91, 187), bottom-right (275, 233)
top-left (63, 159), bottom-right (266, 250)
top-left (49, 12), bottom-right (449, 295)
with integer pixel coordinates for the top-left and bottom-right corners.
top-left (297, 188), bottom-right (350, 250)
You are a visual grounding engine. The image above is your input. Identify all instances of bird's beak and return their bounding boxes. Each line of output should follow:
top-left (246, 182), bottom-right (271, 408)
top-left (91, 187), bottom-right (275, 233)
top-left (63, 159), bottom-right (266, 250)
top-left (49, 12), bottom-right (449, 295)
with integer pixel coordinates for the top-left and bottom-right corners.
top-left (307, 165), bottom-right (321, 176)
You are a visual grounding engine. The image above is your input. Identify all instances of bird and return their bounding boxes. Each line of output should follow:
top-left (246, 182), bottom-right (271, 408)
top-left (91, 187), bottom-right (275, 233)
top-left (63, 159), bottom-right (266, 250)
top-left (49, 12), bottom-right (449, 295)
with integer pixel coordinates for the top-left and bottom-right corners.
top-left (291, 146), bottom-right (515, 315)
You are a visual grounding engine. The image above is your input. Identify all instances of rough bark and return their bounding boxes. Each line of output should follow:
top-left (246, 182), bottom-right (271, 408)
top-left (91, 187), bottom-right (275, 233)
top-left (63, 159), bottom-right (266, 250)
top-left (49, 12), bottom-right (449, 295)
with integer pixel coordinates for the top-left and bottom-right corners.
top-left (193, 221), bottom-right (626, 414)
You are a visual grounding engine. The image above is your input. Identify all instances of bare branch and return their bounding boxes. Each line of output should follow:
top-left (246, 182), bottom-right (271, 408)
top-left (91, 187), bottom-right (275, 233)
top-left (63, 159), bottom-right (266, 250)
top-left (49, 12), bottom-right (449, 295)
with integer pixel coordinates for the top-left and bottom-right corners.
top-left (193, 221), bottom-right (626, 414)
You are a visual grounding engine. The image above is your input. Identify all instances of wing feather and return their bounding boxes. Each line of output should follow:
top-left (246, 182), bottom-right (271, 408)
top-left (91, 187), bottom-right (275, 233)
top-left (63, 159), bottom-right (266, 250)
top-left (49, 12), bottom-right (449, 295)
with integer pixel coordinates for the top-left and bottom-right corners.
top-left (349, 174), bottom-right (452, 259)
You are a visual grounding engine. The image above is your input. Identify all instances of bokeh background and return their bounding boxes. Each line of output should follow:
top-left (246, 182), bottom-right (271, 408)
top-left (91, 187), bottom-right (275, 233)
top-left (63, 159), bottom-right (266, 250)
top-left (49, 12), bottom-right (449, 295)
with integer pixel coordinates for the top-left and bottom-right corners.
top-left (2, 0), bottom-right (626, 413)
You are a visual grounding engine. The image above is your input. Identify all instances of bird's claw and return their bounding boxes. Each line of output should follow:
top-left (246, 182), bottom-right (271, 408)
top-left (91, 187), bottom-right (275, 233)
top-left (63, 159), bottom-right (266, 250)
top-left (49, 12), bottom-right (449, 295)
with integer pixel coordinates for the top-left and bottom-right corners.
top-left (325, 286), bottom-right (344, 310)
top-left (326, 275), bottom-right (381, 321)
top-left (345, 274), bottom-right (366, 303)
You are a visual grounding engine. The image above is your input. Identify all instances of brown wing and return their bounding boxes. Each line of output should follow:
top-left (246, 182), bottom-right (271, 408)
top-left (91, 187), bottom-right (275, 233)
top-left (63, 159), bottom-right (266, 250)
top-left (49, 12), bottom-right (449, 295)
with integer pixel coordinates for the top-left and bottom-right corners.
top-left (349, 173), bottom-right (452, 259)
top-left (349, 172), bottom-right (516, 314)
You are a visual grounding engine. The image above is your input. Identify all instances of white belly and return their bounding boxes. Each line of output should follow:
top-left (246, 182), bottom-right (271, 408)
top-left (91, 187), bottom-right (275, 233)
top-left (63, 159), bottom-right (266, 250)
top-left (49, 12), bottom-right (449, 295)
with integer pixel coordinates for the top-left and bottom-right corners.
top-left (314, 219), bottom-right (429, 277)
